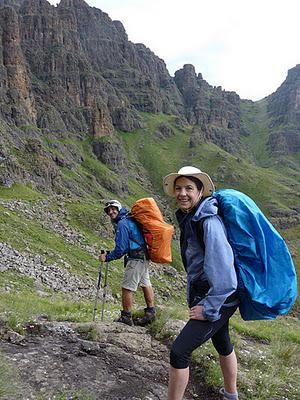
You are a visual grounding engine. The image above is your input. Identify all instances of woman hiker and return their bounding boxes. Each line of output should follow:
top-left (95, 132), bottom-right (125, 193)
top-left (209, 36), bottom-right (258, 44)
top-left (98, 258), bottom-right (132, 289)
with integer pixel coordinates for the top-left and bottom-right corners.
top-left (163, 166), bottom-right (239, 400)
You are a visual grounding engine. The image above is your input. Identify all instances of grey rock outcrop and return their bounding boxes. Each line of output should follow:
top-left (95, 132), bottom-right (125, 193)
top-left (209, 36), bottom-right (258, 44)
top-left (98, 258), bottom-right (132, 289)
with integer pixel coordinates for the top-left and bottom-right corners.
top-left (0, 0), bottom-right (185, 138)
top-left (0, 5), bottom-right (36, 126)
top-left (268, 64), bottom-right (300, 127)
top-left (267, 64), bottom-right (300, 155)
top-left (0, 320), bottom-right (220, 399)
top-left (0, 242), bottom-right (98, 300)
top-left (174, 64), bottom-right (244, 154)
top-left (174, 64), bottom-right (241, 128)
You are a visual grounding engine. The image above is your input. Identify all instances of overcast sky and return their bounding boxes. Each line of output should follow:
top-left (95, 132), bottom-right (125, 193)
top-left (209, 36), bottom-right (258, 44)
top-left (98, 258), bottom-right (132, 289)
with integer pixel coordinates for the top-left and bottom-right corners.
top-left (48, 0), bottom-right (300, 101)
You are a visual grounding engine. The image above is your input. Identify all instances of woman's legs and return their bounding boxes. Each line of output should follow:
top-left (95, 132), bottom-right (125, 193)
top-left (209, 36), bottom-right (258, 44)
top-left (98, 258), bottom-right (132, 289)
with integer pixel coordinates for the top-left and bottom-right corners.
top-left (211, 318), bottom-right (238, 397)
top-left (168, 306), bottom-right (238, 399)
top-left (168, 366), bottom-right (189, 400)
top-left (168, 315), bottom-right (229, 399)
top-left (219, 350), bottom-right (238, 394)
top-left (168, 319), bottom-right (214, 400)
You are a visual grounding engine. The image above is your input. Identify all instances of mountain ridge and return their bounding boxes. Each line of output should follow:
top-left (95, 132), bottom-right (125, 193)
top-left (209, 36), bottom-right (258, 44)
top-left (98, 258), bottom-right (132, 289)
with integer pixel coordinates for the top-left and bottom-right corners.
top-left (0, 0), bottom-right (299, 147)
top-left (0, 0), bottom-right (299, 210)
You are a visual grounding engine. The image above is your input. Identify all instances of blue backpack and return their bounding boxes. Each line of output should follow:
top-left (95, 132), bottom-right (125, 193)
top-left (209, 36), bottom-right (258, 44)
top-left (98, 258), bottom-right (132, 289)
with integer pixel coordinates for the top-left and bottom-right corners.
top-left (211, 189), bottom-right (297, 321)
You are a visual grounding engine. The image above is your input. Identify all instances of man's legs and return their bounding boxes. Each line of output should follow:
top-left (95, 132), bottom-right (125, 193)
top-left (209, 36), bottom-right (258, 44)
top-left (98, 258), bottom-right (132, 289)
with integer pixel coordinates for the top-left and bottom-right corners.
top-left (140, 258), bottom-right (154, 309)
top-left (120, 259), bottom-right (155, 326)
top-left (134, 258), bottom-right (156, 326)
top-left (142, 285), bottom-right (154, 308)
top-left (116, 288), bottom-right (135, 326)
top-left (122, 287), bottom-right (134, 312)
top-left (134, 285), bottom-right (155, 326)
top-left (119, 259), bottom-right (138, 325)
top-left (168, 366), bottom-right (189, 400)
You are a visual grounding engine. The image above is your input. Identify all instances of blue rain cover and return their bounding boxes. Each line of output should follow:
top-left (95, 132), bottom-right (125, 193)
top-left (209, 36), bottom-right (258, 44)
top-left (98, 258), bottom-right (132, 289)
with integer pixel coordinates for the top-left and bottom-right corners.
top-left (213, 189), bottom-right (298, 320)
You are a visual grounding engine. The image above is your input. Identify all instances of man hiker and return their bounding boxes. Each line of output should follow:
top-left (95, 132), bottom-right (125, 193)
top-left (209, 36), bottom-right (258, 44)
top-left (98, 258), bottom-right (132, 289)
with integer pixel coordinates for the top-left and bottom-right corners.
top-left (99, 199), bottom-right (156, 326)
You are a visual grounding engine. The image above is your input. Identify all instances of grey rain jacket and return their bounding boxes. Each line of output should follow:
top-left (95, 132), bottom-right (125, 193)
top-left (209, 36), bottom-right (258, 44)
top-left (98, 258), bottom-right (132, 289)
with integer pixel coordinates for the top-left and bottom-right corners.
top-left (176, 196), bottom-right (238, 321)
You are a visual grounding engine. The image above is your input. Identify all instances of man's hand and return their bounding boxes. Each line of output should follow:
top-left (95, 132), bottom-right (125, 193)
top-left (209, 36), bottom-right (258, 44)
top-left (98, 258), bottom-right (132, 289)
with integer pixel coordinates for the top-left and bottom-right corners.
top-left (99, 251), bottom-right (107, 262)
top-left (189, 305), bottom-right (207, 320)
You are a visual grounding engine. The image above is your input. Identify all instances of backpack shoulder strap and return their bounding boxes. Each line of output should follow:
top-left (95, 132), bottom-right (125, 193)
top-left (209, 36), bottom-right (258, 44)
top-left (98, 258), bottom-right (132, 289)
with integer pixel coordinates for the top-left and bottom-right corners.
top-left (125, 214), bottom-right (148, 253)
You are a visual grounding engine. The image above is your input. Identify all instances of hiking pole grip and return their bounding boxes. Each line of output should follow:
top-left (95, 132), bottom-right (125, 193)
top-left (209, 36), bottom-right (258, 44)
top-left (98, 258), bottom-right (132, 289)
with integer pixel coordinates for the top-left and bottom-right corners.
top-left (96, 250), bottom-right (106, 287)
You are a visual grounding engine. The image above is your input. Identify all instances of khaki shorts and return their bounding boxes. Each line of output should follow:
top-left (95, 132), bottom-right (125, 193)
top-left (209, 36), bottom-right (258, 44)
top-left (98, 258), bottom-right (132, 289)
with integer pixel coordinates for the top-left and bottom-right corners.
top-left (122, 258), bottom-right (151, 292)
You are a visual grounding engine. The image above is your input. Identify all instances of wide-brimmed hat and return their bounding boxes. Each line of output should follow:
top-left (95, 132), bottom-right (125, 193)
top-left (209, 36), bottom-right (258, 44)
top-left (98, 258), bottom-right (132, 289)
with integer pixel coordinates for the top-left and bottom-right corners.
top-left (104, 199), bottom-right (122, 214)
top-left (163, 166), bottom-right (215, 198)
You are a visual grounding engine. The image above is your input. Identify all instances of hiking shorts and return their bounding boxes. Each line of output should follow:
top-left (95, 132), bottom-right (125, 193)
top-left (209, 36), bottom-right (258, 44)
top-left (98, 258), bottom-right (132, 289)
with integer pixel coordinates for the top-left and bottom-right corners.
top-left (122, 258), bottom-right (151, 292)
top-left (170, 304), bottom-right (238, 369)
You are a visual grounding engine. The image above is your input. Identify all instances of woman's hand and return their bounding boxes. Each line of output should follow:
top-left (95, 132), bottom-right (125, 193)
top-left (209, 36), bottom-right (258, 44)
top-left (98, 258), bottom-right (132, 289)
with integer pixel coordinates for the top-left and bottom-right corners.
top-left (189, 305), bottom-right (207, 320)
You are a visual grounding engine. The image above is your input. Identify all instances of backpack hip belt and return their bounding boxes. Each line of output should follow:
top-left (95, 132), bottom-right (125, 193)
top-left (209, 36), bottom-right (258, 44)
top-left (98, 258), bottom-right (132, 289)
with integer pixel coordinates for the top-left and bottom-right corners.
top-left (128, 249), bottom-right (147, 260)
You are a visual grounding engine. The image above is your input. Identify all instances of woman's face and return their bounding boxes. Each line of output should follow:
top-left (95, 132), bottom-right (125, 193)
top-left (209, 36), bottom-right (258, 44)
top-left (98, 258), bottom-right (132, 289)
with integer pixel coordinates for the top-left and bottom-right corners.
top-left (174, 176), bottom-right (203, 211)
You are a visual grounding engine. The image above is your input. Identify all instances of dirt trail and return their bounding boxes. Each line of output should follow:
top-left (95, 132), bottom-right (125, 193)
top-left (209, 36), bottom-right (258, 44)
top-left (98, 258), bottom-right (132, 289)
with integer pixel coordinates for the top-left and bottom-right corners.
top-left (0, 320), bottom-right (220, 400)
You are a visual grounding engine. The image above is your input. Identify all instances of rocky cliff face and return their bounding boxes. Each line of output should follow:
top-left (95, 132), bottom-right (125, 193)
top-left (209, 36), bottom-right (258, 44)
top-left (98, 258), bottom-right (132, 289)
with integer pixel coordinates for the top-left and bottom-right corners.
top-left (0, 5), bottom-right (36, 126)
top-left (174, 64), bottom-right (241, 128)
top-left (0, 0), bottom-right (22, 7)
top-left (268, 65), bottom-right (300, 126)
top-left (0, 0), bottom-right (187, 138)
top-left (9, 0), bottom-right (130, 136)
top-left (0, 0), bottom-right (299, 193)
top-left (0, 0), bottom-right (243, 139)
top-left (267, 64), bottom-right (300, 155)
top-left (0, 0), bottom-right (250, 192)
top-left (174, 64), bottom-right (243, 153)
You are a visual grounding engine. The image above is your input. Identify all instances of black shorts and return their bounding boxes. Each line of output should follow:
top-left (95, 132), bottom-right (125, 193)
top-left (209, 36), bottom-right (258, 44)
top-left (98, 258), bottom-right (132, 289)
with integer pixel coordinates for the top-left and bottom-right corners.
top-left (170, 304), bottom-right (237, 369)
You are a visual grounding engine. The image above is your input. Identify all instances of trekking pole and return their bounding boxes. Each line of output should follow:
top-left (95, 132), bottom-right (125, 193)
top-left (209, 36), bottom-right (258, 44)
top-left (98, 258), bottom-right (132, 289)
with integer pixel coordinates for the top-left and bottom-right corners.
top-left (101, 253), bottom-right (110, 321)
top-left (93, 250), bottom-right (105, 322)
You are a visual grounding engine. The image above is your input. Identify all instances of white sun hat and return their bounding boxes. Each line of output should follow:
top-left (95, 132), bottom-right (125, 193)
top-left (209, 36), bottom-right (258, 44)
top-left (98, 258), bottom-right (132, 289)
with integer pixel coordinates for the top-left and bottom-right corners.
top-left (163, 166), bottom-right (215, 198)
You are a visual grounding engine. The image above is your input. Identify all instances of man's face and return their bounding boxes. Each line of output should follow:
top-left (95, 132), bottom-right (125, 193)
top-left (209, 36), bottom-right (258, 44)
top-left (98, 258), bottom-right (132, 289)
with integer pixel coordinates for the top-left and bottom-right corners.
top-left (106, 206), bottom-right (119, 220)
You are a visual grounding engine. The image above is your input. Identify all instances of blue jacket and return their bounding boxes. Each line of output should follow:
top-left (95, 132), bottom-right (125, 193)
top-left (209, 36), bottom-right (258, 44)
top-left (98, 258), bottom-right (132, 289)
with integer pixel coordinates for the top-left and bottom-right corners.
top-left (106, 207), bottom-right (145, 262)
top-left (176, 196), bottom-right (238, 321)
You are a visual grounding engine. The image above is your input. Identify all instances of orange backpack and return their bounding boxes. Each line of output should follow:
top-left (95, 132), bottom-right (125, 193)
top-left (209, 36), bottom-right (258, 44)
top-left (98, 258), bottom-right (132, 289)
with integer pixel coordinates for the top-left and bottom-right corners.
top-left (131, 198), bottom-right (174, 264)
